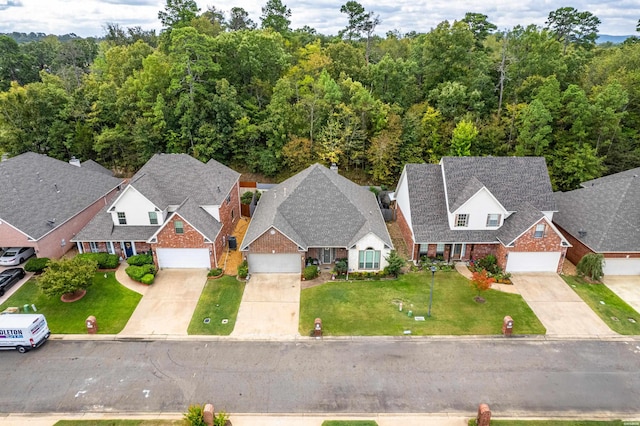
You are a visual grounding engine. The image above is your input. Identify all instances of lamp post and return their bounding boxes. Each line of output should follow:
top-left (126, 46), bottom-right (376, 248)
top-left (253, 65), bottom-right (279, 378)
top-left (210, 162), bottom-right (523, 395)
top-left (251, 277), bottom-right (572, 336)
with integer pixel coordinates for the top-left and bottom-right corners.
top-left (428, 265), bottom-right (437, 317)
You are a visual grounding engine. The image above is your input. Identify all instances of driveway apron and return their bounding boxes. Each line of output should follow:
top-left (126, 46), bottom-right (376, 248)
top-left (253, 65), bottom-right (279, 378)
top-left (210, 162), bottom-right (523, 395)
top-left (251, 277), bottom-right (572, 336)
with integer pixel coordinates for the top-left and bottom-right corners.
top-left (232, 273), bottom-right (300, 338)
top-left (120, 269), bottom-right (207, 335)
top-left (510, 273), bottom-right (616, 337)
top-left (603, 276), bottom-right (640, 314)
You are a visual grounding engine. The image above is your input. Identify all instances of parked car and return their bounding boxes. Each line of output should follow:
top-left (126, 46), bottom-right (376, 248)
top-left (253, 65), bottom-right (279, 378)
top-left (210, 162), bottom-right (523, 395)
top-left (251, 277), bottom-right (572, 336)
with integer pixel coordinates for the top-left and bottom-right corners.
top-left (0, 267), bottom-right (26, 296)
top-left (0, 247), bottom-right (35, 266)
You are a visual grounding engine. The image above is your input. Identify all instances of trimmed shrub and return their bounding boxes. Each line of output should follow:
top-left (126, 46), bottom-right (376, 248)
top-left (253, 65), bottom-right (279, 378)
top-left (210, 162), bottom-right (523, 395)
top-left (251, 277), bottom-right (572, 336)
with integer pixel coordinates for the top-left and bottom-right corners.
top-left (241, 190), bottom-right (254, 205)
top-left (126, 253), bottom-right (153, 266)
top-left (140, 274), bottom-right (155, 285)
top-left (77, 252), bottom-right (119, 269)
top-left (334, 259), bottom-right (348, 275)
top-left (126, 264), bottom-right (156, 282)
top-left (474, 254), bottom-right (500, 275)
top-left (238, 260), bottom-right (248, 279)
top-left (303, 265), bottom-right (319, 280)
top-left (576, 253), bottom-right (605, 281)
top-left (208, 268), bottom-right (223, 277)
top-left (24, 257), bottom-right (50, 273)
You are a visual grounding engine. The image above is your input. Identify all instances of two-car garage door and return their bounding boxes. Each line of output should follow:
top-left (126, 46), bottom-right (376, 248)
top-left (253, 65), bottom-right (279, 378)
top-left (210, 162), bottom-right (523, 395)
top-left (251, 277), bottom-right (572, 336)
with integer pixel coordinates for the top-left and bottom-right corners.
top-left (506, 252), bottom-right (562, 273)
top-left (156, 248), bottom-right (210, 269)
top-left (247, 253), bottom-right (301, 273)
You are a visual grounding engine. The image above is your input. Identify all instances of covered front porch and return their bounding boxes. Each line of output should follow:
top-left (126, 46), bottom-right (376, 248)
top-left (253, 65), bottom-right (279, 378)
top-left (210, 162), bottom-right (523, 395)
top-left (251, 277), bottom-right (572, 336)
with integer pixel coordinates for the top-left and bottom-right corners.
top-left (417, 243), bottom-right (496, 264)
top-left (305, 247), bottom-right (348, 267)
top-left (77, 240), bottom-right (152, 259)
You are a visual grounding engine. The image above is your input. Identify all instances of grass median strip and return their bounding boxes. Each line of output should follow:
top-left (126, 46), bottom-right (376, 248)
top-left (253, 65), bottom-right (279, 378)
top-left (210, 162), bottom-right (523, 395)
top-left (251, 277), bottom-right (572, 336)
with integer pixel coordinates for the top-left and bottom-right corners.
top-left (562, 275), bottom-right (640, 335)
top-left (300, 271), bottom-right (545, 336)
top-left (0, 272), bottom-right (141, 334)
top-left (188, 275), bottom-right (245, 335)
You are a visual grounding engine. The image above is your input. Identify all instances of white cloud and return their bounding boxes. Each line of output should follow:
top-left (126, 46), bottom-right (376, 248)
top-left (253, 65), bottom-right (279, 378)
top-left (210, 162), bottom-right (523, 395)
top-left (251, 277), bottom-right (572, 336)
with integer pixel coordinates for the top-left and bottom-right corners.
top-left (0, 0), bottom-right (636, 37)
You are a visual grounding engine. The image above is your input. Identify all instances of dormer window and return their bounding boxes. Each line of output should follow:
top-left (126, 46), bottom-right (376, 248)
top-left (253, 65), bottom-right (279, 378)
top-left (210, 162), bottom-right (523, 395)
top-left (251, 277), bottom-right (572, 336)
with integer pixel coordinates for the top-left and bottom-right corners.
top-left (455, 214), bottom-right (468, 227)
top-left (148, 212), bottom-right (158, 225)
top-left (486, 214), bottom-right (501, 227)
top-left (117, 212), bottom-right (127, 225)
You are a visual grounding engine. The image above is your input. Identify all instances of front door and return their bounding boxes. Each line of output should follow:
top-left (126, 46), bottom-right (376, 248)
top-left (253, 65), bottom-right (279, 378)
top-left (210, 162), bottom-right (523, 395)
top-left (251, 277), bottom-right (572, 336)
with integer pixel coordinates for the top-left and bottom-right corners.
top-left (124, 242), bottom-right (134, 257)
top-left (323, 248), bottom-right (333, 264)
top-left (452, 243), bottom-right (463, 260)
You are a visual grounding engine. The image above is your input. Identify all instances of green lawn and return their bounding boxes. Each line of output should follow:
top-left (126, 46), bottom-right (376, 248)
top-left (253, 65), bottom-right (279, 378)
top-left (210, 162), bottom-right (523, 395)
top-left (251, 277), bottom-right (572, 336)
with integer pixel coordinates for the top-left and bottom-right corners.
top-left (562, 275), bottom-right (640, 335)
top-left (0, 272), bottom-right (141, 334)
top-left (188, 276), bottom-right (245, 335)
top-left (470, 420), bottom-right (628, 425)
top-left (300, 271), bottom-right (545, 336)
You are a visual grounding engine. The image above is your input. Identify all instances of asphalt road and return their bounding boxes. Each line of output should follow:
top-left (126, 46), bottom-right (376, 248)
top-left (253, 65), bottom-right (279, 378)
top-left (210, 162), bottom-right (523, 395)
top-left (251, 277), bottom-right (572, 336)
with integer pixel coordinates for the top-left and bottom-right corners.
top-left (2, 339), bottom-right (640, 416)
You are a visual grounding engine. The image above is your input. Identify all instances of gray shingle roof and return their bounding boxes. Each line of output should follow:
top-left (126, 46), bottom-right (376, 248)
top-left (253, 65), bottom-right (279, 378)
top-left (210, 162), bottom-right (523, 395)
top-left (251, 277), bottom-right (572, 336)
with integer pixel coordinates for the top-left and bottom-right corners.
top-left (580, 166), bottom-right (640, 188)
top-left (554, 175), bottom-right (640, 252)
top-left (241, 164), bottom-right (393, 250)
top-left (442, 156), bottom-right (557, 212)
top-left (0, 152), bottom-right (123, 240)
top-left (80, 159), bottom-right (113, 176)
top-left (129, 154), bottom-right (240, 209)
top-left (496, 203), bottom-right (545, 246)
top-left (73, 203), bottom-right (158, 242)
top-left (405, 163), bottom-right (497, 243)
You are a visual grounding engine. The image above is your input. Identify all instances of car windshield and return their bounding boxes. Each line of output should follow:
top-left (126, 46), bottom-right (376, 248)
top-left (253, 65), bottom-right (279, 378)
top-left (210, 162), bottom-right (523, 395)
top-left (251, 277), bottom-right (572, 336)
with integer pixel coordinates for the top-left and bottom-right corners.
top-left (2, 251), bottom-right (16, 257)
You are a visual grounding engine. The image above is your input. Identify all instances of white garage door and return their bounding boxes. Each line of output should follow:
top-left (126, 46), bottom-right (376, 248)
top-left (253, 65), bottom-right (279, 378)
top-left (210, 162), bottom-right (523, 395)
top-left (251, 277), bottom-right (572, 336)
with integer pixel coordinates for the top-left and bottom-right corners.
top-left (156, 248), bottom-right (210, 269)
top-left (248, 253), bottom-right (301, 273)
top-left (506, 252), bottom-right (562, 272)
top-left (603, 258), bottom-right (640, 276)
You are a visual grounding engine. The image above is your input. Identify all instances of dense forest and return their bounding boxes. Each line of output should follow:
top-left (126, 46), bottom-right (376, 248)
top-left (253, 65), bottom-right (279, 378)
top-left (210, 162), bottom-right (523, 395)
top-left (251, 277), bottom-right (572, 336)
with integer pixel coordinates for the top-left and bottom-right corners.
top-left (1, 0), bottom-right (639, 190)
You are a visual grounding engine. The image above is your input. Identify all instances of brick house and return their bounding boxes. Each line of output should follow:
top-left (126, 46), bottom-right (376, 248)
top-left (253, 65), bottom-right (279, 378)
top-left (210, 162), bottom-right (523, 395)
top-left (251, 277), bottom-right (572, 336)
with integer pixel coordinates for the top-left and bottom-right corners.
top-left (553, 168), bottom-right (640, 275)
top-left (394, 157), bottom-right (569, 273)
top-left (0, 152), bottom-right (124, 259)
top-left (240, 163), bottom-right (393, 274)
top-left (73, 154), bottom-right (240, 269)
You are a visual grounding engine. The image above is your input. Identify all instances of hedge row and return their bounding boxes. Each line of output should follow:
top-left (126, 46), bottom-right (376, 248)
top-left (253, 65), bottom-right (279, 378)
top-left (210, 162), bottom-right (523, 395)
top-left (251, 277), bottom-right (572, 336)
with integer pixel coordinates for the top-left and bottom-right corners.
top-left (76, 252), bottom-right (119, 269)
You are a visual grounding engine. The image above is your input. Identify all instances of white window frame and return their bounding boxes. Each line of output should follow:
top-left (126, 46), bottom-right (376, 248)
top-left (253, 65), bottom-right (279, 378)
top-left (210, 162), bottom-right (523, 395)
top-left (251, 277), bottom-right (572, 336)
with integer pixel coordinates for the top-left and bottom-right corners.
top-left (89, 241), bottom-right (99, 253)
top-left (436, 243), bottom-right (445, 257)
top-left (117, 212), bottom-right (127, 225)
top-left (174, 220), bottom-right (184, 234)
top-left (486, 214), bottom-right (501, 227)
top-left (148, 211), bottom-right (158, 225)
top-left (534, 223), bottom-right (546, 238)
top-left (358, 248), bottom-right (381, 270)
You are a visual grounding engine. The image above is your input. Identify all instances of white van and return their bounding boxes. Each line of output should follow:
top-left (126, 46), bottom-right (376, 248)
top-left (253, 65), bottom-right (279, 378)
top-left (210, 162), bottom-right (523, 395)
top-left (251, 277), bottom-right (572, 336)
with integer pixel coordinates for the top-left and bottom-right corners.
top-left (0, 314), bottom-right (50, 353)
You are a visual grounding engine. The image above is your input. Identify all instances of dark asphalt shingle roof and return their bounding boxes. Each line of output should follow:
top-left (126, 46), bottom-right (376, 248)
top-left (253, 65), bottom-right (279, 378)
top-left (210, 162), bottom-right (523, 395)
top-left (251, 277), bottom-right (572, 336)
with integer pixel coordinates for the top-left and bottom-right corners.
top-left (80, 160), bottom-right (113, 176)
top-left (241, 164), bottom-right (393, 250)
top-left (554, 175), bottom-right (640, 252)
top-left (580, 166), bottom-right (640, 187)
top-left (74, 154), bottom-right (240, 242)
top-left (404, 157), bottom-right (556, 244)
top-left (0, 152), bottom-right (123, 241)
top-left (442, 157), bottom-right (557, 212)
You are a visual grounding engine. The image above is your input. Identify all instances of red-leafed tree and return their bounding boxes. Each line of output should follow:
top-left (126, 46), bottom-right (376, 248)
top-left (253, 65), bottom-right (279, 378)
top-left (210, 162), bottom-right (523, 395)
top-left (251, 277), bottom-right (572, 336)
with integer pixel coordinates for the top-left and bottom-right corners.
top-left (470, 269), bottom-right (495, 298)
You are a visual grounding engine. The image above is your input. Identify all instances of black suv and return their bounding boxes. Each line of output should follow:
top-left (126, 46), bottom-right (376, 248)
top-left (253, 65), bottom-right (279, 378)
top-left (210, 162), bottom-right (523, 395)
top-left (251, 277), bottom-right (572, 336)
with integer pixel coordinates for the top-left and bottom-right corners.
top-left (0, 268), bottom-right (26, 296)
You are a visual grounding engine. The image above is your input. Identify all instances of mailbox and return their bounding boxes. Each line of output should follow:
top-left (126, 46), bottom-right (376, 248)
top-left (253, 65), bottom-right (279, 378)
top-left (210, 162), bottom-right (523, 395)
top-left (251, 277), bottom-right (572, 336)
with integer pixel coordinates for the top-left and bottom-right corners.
top-left (314, 318), bottom-right (323, 338)
top-left (502, 315), bottom-right (513, 336)
top-left (86, 315), bottom-right (98, 334)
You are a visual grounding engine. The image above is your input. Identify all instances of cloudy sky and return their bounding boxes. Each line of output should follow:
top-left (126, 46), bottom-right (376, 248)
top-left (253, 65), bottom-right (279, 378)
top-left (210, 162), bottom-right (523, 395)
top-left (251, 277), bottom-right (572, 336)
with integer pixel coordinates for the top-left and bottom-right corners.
top-left (0, 0), bottom-right (637, 38)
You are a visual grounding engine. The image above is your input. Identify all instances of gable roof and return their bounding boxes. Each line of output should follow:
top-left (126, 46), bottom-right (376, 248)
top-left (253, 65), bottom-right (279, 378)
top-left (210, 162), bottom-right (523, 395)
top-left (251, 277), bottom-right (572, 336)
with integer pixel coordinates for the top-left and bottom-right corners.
top-left (442, 156), bottom-right (557, 212)
top-left (496, 202), bottom-right (545, 246)
top-left (127, 154), bottom-right (239, 210)
top-left (241, 164), bottom-right (393, 250)
top-left (554, 175), bottom-right (640, 252)
top-left (580, 166), bottom-right (640, 188)
top-left (80, 159), bottom-right (113, 176)
top-left (0, 152), bottom-right (123, 240)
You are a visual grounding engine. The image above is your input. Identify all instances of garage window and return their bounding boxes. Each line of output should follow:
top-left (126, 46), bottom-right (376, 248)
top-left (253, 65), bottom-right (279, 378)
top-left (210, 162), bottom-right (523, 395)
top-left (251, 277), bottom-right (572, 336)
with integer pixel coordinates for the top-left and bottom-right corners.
top-left (534, 223), bottom-right (546, 238)
top-left (359, 248), bottom-right (380, 269)
top-left (174, 220), bottom-right (184, 234)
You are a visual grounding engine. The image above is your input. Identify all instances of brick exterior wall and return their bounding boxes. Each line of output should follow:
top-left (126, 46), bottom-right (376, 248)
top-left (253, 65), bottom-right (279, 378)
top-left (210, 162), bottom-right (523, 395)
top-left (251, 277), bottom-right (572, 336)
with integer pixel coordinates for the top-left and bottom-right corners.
top-left (496, 219), bottom-right (567, 273)
top-left (247, 228), bottom-right (300, 254)
top-left (154, 214), bottom-right (216, 267)
top-left (396, 207), bottom-right (417, 261)
top-left (554, 223), bottom-right (596, 266)
top-left (0, 187), bottom-right (120, 259)
top-left (213, 181), bottom-right (240, 262)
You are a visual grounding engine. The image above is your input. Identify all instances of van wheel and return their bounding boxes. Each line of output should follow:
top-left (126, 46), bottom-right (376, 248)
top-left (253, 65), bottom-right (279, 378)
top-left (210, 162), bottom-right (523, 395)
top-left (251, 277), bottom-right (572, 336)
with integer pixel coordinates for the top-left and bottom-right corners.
top-left (16, 346), bottom-right (27, 353)
top-left (0, 289), bottom-right (4, 296)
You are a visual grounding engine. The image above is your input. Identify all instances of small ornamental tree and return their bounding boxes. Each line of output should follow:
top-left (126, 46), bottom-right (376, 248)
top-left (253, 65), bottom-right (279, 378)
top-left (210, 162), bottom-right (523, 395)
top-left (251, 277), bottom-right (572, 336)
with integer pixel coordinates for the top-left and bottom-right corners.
top-left (470, 269), bottom-right (495, 298)
top-left (384, 250), bottom-right (405, 277)
top-left (576, 253), bottom-right (605, 282)
top-left (37, 257), bottom-right (98, 298)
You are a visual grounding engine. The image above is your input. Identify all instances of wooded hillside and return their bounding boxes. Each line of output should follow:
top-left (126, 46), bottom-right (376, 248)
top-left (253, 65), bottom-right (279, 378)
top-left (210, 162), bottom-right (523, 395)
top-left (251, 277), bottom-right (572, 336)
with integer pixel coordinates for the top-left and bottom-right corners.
top-left (1, 1), bottom-right (639, 190)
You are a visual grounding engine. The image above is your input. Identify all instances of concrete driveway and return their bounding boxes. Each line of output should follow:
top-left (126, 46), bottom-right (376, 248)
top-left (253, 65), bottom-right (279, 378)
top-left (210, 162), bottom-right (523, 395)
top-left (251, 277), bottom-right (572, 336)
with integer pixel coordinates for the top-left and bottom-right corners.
top-left (511, 273), bottom-right (617, 337)
top-left (119, 269), bottom-right (208, 336)
top-left (232, 273), bottom-right (300, 338)
top-left (603, 275), bottom-right (640, 314)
